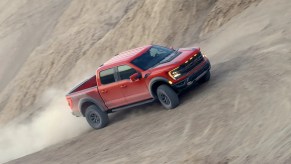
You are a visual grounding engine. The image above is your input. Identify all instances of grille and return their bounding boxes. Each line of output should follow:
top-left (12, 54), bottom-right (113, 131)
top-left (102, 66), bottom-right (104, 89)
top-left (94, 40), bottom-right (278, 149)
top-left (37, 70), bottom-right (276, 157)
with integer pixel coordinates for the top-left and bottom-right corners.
top-left (178, 52), bottom-right (203, 75)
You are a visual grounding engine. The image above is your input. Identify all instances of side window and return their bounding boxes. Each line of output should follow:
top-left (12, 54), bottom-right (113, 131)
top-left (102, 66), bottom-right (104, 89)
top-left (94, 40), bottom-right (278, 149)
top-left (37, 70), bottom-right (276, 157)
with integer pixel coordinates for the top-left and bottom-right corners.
top-left (100, 68), bottom-right (115, 85)
top-left (118, 65), bottom-right (137, 80)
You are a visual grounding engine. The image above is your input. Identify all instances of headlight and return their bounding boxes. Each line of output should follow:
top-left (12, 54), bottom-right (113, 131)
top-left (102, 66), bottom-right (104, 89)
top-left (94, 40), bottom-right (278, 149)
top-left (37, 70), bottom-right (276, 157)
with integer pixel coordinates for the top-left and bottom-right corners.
top-left (168, 67), bottom-right (182, 80)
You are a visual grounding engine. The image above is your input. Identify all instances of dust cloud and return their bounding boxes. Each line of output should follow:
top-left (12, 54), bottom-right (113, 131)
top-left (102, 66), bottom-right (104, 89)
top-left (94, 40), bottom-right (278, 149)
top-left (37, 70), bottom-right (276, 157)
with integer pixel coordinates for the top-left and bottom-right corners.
top-left (0, 89), bottom-right (89, 163)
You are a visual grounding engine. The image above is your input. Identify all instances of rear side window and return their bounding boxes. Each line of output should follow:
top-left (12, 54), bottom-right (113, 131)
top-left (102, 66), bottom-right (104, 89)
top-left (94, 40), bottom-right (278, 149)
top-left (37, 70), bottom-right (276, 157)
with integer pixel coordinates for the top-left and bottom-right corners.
top-left (118, 65), bottom-right (137, 80)
top-left (100, 68), bottom-right (115, 84)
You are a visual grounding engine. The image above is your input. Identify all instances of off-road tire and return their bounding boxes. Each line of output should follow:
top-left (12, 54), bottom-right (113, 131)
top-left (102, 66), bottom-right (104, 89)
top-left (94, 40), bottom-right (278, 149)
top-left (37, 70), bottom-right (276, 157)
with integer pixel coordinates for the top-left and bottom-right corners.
top-left (85, 105), bottom-right (109, 129)
top-left (157, 85), bottom-right (179, 109)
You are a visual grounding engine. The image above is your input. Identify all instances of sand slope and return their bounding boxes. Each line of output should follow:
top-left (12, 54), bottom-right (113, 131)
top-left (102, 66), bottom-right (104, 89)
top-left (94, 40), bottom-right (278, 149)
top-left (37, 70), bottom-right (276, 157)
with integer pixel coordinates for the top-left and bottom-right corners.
top-left (0, 0), bottom-right (255, 124)
top-left (1, 0), bottom-right (291, 163)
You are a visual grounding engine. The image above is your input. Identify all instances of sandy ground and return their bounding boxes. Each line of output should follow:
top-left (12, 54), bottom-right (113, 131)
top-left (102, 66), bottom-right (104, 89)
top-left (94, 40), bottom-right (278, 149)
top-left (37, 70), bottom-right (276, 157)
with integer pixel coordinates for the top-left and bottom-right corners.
top-left (1, 0), bottom-right (291, 163)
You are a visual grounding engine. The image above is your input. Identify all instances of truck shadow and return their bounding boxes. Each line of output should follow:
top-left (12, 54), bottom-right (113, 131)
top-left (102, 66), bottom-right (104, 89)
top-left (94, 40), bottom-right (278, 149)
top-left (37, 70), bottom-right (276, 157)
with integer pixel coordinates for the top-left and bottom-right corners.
top-left (109, 55), bottom-right (247, 125)
top-left (179, 55), bottom-right (247, 103)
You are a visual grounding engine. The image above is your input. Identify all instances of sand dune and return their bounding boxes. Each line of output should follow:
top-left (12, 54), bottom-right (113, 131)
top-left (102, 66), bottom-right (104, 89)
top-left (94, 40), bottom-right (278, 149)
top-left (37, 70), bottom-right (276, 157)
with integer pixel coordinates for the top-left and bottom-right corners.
top-left (1, 0), bottom-right (291, 163)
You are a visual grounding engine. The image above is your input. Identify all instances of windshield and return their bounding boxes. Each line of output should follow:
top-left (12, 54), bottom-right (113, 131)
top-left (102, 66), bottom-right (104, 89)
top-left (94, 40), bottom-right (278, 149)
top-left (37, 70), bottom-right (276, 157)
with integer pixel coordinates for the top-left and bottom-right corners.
top-left (131, 45), bottom-right (175, 70)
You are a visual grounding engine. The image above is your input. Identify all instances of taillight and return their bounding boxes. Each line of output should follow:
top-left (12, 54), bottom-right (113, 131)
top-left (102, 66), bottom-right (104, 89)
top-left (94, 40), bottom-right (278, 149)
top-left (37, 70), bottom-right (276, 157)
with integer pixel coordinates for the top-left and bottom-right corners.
top-left (66, 98), bottom-right (73, 109)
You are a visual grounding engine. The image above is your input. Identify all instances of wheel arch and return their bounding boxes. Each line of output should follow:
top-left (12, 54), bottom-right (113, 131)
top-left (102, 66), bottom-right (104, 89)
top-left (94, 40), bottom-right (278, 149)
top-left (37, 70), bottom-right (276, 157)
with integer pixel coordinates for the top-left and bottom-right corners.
top-left (149, 77), bottom-right (172, 99)
top-left (79, 98), bottom-right (105, 116)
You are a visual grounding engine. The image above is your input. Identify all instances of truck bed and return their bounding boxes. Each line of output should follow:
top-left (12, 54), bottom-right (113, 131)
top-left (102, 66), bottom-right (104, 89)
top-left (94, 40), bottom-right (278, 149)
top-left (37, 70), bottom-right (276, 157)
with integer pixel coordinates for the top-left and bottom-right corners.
top-left (67, 75), bottom-right (97, 95)
top-left (66, 75), bottom-right (107, 116)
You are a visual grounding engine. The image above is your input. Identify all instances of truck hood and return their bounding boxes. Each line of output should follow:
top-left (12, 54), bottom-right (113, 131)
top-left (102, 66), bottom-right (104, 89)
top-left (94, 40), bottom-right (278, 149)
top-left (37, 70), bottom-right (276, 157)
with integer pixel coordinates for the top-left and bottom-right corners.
top-left (149, 47), bottom-right (200, 71)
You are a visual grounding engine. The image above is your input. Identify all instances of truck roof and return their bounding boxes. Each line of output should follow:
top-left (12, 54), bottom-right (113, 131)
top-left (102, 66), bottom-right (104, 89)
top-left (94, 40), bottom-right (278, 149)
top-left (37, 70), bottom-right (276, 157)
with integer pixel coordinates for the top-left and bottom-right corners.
top-left (101, 45), bottom-right (151, 69)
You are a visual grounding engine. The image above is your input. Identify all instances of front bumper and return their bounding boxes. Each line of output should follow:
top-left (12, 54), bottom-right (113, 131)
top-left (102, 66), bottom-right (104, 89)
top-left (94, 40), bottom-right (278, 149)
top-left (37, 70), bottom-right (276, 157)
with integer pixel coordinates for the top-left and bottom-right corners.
top-left (172, 60), bottom-right (211, 90)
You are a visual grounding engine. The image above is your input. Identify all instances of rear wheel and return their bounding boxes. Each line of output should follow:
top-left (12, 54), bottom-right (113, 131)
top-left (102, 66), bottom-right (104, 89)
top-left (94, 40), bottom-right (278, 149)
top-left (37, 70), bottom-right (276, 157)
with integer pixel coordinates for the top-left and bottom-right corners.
top-left (85, 105), bottom-right (109, 129)
top-left (157, 85), bottom-right (179, 109)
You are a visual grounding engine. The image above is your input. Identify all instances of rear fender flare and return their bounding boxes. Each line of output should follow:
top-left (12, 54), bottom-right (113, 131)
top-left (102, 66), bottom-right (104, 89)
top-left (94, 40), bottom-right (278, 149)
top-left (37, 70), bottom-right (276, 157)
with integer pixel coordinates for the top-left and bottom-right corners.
top-left (78, 97), bottom-right (106, 116)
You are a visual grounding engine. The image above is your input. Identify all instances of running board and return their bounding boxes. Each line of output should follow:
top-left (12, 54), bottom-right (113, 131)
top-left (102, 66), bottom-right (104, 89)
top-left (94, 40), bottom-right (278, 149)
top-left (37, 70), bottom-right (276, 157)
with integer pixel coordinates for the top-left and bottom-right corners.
top-left (110, 99), bottom-right (156, 113)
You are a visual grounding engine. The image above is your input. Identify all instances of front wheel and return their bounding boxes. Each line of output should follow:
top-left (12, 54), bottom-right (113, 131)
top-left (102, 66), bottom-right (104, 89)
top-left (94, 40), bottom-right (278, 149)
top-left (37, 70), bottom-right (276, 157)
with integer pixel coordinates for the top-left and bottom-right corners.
top-left (157, 85), bottom-right (179, 109)
top-left (85, 105), bottom-right (109, 129)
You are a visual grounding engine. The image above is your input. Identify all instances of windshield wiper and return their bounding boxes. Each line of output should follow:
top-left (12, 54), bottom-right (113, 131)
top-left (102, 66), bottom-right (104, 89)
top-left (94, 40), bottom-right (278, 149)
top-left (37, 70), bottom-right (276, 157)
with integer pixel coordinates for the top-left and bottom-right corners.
top-left (151, 50), bottom-right (180, 68)
top-left (159, 50), bottom-right (180, 63)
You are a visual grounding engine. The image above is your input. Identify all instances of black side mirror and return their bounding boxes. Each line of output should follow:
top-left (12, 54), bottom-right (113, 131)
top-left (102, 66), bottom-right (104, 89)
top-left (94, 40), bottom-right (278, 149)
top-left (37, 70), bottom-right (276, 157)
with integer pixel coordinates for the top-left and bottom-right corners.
top-left (136, 72), bottom-right (142, 79)
top-left (130, 72), bottom-right (142, 81)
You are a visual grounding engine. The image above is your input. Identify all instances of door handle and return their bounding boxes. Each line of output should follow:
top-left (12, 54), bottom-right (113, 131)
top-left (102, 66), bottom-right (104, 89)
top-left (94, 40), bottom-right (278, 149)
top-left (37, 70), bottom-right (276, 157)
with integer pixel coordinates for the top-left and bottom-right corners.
top-left (120, 85), bottom-right (127, 88)
top-left (101, 90), bottom-right (108, 93)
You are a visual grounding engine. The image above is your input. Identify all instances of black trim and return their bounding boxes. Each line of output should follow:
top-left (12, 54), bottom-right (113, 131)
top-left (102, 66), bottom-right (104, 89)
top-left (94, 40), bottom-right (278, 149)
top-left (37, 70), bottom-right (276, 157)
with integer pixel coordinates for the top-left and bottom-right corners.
top-left (113, 67), bottom-right (119, 81)
top-left (172, 61), bottom-right (211, 90)
top-left (110, 98), bottom-right (155, 112)
top-left (148, 77), bottom-right (169, 98)
top-left (79, 97), bottom-right (107, 115)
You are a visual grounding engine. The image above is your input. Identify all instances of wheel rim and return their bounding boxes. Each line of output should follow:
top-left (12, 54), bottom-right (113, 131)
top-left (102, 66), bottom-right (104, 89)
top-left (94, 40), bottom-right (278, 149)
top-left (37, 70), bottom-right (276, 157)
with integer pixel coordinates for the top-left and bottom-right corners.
top-left (89, 112), bottom-right (100, 124)
top-left (159, 93), bottom-right (170, 105)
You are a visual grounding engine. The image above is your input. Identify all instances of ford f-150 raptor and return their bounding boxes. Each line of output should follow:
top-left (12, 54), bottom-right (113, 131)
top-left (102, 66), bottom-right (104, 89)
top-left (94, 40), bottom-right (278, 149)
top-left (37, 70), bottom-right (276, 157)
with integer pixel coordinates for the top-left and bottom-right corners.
top-left (66, 45), bottom-right (211, 129)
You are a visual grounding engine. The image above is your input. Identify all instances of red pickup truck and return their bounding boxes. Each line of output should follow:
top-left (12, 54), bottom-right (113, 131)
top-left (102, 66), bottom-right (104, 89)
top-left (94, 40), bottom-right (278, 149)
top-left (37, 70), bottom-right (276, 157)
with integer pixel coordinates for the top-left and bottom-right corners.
top-left (66, 45), bottom-right (211, 129)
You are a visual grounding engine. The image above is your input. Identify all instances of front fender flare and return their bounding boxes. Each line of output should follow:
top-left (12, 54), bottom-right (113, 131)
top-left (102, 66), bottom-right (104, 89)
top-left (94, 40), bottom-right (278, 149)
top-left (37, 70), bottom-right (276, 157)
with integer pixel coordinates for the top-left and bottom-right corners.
top-left (148, 77), bottom-right (169, 98)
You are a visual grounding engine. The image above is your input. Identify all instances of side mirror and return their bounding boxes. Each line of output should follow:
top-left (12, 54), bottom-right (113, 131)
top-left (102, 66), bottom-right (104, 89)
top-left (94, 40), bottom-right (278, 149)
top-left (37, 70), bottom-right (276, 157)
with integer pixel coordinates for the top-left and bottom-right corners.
top-left (130, 72), bottom-right (142, 82)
